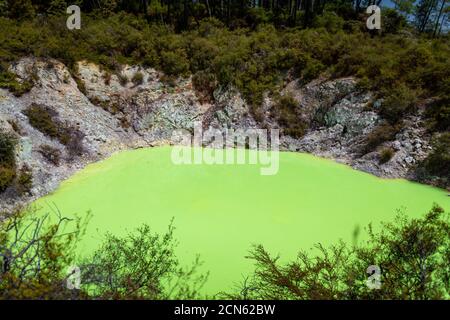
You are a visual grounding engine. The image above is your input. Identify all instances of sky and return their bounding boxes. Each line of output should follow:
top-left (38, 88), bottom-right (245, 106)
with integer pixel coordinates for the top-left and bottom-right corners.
top-left (384, 1), bottom-right (395, 8)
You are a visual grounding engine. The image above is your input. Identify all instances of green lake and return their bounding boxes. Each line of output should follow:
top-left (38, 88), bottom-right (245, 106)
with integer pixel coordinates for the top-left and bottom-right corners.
top-left (33, 146), bottom-right (450, 295)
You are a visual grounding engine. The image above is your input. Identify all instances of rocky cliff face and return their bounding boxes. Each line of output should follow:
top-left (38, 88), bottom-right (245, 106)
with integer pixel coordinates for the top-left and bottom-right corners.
top-left (0, 58), bottom-right (436, 211)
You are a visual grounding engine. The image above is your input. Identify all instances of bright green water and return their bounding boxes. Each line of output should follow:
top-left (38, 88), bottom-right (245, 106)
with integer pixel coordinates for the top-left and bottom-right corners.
top-left (33, 146), bottom-right (449, 295)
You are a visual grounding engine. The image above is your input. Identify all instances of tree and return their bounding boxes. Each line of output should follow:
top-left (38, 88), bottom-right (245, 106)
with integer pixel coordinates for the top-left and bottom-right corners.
top-left (0, 208), bottom-right (207, 299)
top-left (415, 0), bottom-right (439, 32)
top-left (433, 0), bottom-right (449, 36)
top-left (79, 221), bottom-right (208, 299)
top-left (0, 0), bottom-right (7, 16)
top-left (6, 0), bottom-right (35, 20)
top-left (392, 0), bottom-right (416, 16)
top-left (0, 207), bottom-right (88, 299)
top-left (221, 205), bottom-right (450, 300)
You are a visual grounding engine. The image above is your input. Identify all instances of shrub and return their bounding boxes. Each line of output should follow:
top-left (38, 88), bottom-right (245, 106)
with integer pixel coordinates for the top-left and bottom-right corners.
top-left (425, 96), bottom-right (450, 132)
top-left (23, 104), bottom-right (59, 139)
top-left (422, 133), bottom-right (450, 182)
top-left (24, 104), bottom-right (84, 157)
top-left (131, 71), bottom-right (144, 85)
top-left (379, 147), bottom-right (395, 164)
top-left (79, 222), bottom-right (207, 299)
top-left (0, 132), bottom-right (17, 192)
top-left (0, 166), bottom-right (16, 192)
top-left (39, 144), bottom-right (61, 166)
top-left (0, 70), bottom-right (33, 97)
top-left (192, 70), bottom-right (217, 103)
top-left (0, 132), bottom-right (17, 168)
top-left (0, 207), bottom-right (90, 299)
top-left (380, 84), bottom-right (419, 124)
top-left (382, 9), bottom-right (407, 34)
top-left (223, 205), bottom-right (450, 300)
top-left (362, 124), bottom-right (400, 154)
top-left (118, 73), bottom-right (128, 86)
top-left (312, 11), bottom-right (345, 33)
top-left (160, 50), bottom-right (189, 76)
top-left (274, 95), bottom-right (307, 139)
top-left (74, 76), bottom-right (88, 96)
top-left (15, 164), bottom-right (32, 195)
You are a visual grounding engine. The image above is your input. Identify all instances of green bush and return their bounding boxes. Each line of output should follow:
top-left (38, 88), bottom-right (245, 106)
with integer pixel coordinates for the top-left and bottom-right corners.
top-left (0, 69), bottom-right (33, 97)
top-left (0, 132), bottom-right (17, 192)
top-left (131, 71), bottom-right (144, 85)
top-left (160, 50), bottom-right (190, 77)
top-left (312, 11), bottom-right (345, 33)
top-left (224, 205), bottom-right (450, 300)
top-left (192, 70), bottom-right (217, 102)
top-left (23, 104), bottom-right (60, 140)
top-left (0, 165), bottom-right (15, 192)
top-left (380, 84), bottom-right (419, 124)
top-left (0, 132), bottom-right (17, 168)
top-left (274, 95), bottom-right (307, 139)
top-left (425, 96), bottom-right (450, 132)
top-left (362, 124), bottom-right (400, 154)
top-left (423, 133), bottom-right (450, 182)
top-left (379, 147), bottom-right (395, 164)
top-left (382, 9), bottom-right (407, 34)
top-left (15, 164), bottom-right (32, 195)
top-left (24, 104), bottom-right (84, 157)
top-left (118, 73), bottom-right (129, 86)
